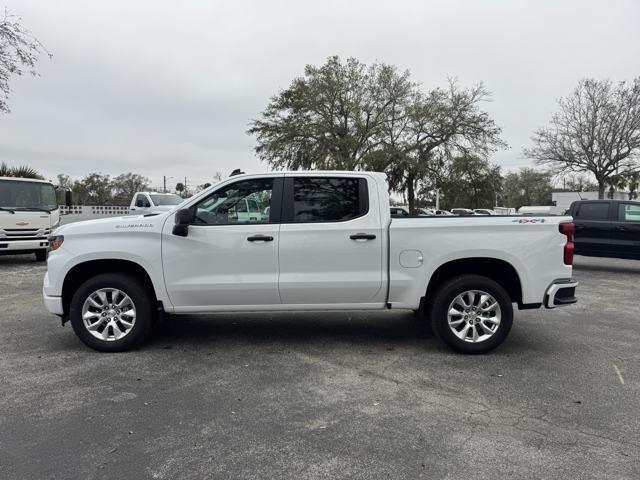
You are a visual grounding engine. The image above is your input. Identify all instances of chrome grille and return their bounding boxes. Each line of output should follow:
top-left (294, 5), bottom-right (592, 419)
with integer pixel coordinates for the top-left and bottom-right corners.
top-left (0, 227), bottom-right (51, 240)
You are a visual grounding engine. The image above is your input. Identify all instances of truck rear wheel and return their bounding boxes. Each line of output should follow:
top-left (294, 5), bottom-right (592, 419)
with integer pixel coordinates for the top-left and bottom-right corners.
top-left (69, 273), bottom-right (153, 352)
top-left (430, 274), bottom-right (513, 354)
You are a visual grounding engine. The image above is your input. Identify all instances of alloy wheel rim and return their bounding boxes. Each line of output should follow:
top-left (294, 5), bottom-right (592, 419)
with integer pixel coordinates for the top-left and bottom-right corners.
top-left (81, 288), bottom-right (136, 342)
top-left (447, 290), bottom-right (501, 343)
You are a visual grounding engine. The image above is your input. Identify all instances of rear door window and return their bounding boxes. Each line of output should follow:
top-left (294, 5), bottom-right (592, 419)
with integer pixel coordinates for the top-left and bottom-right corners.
top-left (575, 203), bottom-right (609, 220)
top-left (289, 177), bottom-right (367, 223)
top-left (619, 203), bottom-right (640, 222)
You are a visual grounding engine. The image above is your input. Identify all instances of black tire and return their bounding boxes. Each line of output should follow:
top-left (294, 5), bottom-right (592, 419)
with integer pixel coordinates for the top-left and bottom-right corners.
top-left (35, 249), bottom-right (47, 262)
top-left (69, 273), bottom-right (153, 352)
top-left (429, 274), bottom-right (513, 354)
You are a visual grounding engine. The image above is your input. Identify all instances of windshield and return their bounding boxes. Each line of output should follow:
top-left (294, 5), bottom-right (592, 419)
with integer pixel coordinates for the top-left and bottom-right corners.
top-left (149, 194), bottom-right (183, 206)
top-left (0, 179), bottom-right (58, 211)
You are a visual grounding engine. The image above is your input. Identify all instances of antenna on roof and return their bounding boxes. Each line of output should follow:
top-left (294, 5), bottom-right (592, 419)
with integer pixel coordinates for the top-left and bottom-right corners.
top-left (229, 169), bottom-right (244, 177)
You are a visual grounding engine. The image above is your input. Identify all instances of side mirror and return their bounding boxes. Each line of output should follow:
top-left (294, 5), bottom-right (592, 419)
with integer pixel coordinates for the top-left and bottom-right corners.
top-left (172, 208), bottom-right (194, 237)
top-left (64, 190), bottom-right (73, 208)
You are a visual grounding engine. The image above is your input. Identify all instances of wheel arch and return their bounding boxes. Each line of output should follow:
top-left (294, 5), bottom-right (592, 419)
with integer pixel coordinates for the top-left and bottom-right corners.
top-left (61, 259), bottom-right (158, 316)
top-left (423, 257), bottom-right (524, 310)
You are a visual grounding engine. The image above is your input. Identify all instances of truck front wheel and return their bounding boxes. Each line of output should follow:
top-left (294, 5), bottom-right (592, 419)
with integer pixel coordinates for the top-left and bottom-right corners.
top-left (69, 273), bottom-right (153, 352)
top-left (430, 274), bottom-right (513, 354)
top-left (35, 249), bottom-right (47, 262)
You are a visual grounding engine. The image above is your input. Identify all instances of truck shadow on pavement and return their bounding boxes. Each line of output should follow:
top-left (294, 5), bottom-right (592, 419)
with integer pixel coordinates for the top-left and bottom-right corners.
top-left (144, 312), bottom-right (555, 355)
top-left (149, 311), bottom-right (436, 348)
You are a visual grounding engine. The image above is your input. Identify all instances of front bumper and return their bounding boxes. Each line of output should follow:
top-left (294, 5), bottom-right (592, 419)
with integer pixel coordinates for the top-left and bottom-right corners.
top-left (0, 238), bottom-right (48, 252)
top-left (544, 280), bottom-right (578, 308)
top-left (43, 288), bottom-right (64, 315)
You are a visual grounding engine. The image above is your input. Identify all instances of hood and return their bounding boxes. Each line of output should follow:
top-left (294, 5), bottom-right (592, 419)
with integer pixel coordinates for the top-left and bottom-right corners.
top-left (55, 212), bottom-right (170, 236)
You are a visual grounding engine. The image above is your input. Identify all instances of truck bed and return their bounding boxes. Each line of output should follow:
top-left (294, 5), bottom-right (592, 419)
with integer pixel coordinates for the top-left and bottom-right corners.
top-left (387, 215), bottom-right (573, 309)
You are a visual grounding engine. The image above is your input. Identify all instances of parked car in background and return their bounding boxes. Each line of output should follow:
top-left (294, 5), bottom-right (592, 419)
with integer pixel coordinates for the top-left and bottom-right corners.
top-left (44, 171), bottom-right (577, 354)
top-left (390, 206), bottom-right (410, 217)
top-left (129, 192), bottom-right (184, 214)
top-left (434, 209), bottom-right (453, 216)
top-left (415, 207), bottom-right (435, 216)
top-left (0, 176), bottom-right (71, 261)
top-left (568, 199), bottom-right (640, 260)
top-left (392, 207), bottom-right (445, 217)
top-left (473, 209), bottom-right (496, 215)
top-left (451, 208), bottom-right (476, 216)
top-left (518, 206), bottom-right (555, 216)
top-left (494, 207), bottom-right (517, 216)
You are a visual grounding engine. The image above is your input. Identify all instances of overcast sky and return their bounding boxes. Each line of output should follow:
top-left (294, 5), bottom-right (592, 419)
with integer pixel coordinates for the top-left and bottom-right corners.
top-left (2, 0), bottom-right (639, 189)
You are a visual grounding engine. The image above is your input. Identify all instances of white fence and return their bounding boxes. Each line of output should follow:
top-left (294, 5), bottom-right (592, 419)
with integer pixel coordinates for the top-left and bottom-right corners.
top-left (60, 205), bottom-right (131, 224)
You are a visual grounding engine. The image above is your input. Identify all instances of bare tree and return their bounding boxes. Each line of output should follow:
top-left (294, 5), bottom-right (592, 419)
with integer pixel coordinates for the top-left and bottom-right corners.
top-left (0, 9), bottom-right (50, 113)
top-left (525, 78), bottom-right (640, 199)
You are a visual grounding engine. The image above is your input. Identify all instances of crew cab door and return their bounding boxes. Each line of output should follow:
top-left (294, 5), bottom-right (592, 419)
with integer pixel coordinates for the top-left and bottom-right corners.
top-left (161, 176), bottom-right (282, 310)
top-left (572, 201), bottom-right (613, 256)
top-left (277, 175), bottom-right (385, 306)
top-left (610, 202), bottom-right (640, 259)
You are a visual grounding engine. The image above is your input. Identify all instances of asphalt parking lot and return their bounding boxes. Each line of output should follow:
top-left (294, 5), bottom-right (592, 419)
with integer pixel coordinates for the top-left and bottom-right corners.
top-left (0, 255), bottom-right (638, 479)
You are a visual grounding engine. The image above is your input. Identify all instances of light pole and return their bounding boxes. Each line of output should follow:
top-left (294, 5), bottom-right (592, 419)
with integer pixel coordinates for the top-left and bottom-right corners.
top-left (163, 176), bottom-right (175, 193)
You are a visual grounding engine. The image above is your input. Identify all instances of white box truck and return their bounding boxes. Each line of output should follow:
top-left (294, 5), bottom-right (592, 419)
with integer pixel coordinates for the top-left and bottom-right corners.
top-left (0, 176), bottom-right (70, 261)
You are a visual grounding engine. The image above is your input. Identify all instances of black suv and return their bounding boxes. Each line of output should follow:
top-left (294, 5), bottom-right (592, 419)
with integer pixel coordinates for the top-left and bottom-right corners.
top-left (568, 199), bottom-right (640, 260)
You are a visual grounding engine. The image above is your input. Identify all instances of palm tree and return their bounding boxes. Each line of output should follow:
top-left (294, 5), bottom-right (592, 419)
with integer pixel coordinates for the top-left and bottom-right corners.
top-left (0, 162), bottom-right (44, 179)
top-left (627, 172), bottom-right (640, 200)
top-left (607, 174), bottom-right (627, 199)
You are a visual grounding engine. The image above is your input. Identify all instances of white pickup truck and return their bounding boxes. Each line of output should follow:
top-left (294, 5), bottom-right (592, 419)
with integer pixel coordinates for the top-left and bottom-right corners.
top-left (43, 171), bottom-right (578, 353)
top-left (129, 191), bottom-right (184, 214)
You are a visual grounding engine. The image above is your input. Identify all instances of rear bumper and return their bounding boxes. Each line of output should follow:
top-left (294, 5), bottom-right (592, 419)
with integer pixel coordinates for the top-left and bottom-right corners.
top-left (544, 280), bottom-right (578, 309)
top-left (43, 288), bottom-right (64, 315)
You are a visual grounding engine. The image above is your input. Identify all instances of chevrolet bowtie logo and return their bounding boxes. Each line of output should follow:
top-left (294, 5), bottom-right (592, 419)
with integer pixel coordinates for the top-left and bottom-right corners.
top-left (15, 221), bottom-right (29, 226)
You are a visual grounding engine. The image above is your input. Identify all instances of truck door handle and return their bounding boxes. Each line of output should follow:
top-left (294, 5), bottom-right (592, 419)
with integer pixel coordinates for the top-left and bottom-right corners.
top-left (350, 233), bottom-right (376, 240)
top-left (247, 235), bottom-right (274, 242)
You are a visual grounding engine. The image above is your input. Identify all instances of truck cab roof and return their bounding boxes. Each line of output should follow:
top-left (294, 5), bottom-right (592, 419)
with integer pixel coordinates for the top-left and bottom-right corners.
top-left (0, 176), bottom-right (53, 184)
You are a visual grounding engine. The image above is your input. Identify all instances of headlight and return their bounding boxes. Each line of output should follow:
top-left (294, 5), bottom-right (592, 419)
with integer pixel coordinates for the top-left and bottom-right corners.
top-left (49, 235), bottom-right (64, 251)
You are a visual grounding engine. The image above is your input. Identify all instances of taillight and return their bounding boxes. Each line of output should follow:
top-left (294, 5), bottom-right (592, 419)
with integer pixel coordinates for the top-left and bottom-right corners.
top-left (559, 223), bottom-right (574, 265)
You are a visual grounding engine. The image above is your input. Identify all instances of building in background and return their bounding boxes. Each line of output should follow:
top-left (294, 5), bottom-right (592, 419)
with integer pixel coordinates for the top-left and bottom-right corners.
top-left (552, 191), bottom-right (628, 214)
